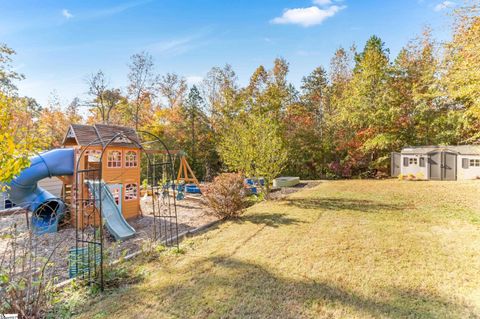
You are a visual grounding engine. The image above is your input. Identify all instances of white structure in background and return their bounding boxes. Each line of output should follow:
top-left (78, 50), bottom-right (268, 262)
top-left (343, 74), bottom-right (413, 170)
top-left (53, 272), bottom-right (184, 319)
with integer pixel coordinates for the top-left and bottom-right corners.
top-left (391, 145), bottom-right (480, 180)
top-left (0, 177), bottom-right (63, 211)
top-left (273, 176), bottom-right (300, 188)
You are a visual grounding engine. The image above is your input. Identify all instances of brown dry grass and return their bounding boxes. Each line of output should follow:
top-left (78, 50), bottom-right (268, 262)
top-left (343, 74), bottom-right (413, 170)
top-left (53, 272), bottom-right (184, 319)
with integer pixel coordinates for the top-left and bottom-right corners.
top-left (73, 180), bottom-right (480, 319)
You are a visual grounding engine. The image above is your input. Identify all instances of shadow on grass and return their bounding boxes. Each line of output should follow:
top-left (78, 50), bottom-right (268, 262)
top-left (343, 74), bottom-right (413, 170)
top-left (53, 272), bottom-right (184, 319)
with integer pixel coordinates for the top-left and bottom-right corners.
top-left (112, 256), bottom-right (474, 319)
top-left (236, 213), bottom-right (305, 228)
top-left (285, 197), bottom-right (405, 213)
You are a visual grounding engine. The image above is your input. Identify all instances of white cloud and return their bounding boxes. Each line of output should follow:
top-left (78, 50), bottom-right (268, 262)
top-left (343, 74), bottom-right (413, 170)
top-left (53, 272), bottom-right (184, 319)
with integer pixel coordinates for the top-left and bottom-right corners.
top-left (434, 1), bottom-right (456, 11)
top-left (149, 37), bottom-right (195, 56)
top-left (147, 28), bottom-right (212, 57)
top-left (271, 5), bottom-right (345, 27)
top-left (88, 0), bottom-right (152, 19)
top-left (62, 0), bottom-right (152, 21)
top-left (312, 0), bottom-right (332, 6)
top-left (62, 9), bottom-right (73, 19)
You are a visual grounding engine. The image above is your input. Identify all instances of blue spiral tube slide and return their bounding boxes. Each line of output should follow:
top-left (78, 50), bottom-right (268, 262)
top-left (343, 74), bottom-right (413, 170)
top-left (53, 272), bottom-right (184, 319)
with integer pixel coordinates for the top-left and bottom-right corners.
top-left (6, 148), bottom-right (74, 234)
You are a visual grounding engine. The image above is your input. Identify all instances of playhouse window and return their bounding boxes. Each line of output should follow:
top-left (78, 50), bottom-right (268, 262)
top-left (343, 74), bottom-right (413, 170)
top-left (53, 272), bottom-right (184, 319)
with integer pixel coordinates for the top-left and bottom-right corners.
top-left (85, 150), bottom-right (101, 163)
top-left (125, 151), bottom-right (138, 168)
top-left (409, 158), bottom-right (418, 165)
top-left (125, 183), bottom-right (137, 200)
top-left (107, 151), bottom-right (122, 168)
top-left (470, 159), bottom-right (480, 167)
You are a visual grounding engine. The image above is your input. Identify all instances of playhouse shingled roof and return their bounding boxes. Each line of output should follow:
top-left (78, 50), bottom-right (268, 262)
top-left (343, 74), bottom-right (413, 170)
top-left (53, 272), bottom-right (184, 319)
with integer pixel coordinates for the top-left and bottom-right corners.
top-left (63, 124), bottom-right (141, 147)
top-left (401, 145), bottom-right (480, 155)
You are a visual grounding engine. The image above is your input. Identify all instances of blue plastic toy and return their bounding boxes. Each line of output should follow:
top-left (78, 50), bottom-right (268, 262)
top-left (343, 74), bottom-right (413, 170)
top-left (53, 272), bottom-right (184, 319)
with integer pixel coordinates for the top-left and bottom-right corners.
top-left (185, 184), bottom-right (201, 194)
top-left (176, 183), bottom-right (185, 200)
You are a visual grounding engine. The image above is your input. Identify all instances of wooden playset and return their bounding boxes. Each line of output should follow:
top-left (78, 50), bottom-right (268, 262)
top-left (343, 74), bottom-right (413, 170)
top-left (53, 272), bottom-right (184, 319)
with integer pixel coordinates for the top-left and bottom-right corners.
top-left (60, 123), bottom-right (201, 229)
top-left (62, 124), bottom-right (142, 227)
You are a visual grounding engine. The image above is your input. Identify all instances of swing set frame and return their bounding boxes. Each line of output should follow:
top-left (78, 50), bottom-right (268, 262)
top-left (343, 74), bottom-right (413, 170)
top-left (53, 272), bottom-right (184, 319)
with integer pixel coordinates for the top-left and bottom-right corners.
top-left (144, 149), bottom-right (200, 189)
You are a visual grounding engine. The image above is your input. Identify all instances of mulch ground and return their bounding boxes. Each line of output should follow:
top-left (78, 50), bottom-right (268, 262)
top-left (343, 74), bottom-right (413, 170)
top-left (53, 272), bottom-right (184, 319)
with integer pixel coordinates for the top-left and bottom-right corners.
top-left (0, 181), bottom-right (316, 283)
top-left (0, 196), bottom-right (217, 282)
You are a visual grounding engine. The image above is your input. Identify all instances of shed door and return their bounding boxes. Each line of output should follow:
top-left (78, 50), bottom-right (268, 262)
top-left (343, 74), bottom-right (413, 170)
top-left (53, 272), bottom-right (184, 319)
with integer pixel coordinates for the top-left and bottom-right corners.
top-left (391, 152), bottom-right (401, 177)
top-left (429, 152), bottom-right (441, 180)
top-left (442, 152), bottom-right (457, 181)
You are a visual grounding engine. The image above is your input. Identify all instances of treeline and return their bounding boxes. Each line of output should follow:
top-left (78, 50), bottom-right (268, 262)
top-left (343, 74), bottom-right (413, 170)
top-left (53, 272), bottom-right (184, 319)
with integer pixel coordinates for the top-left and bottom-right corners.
top-left (2, 2), bottom-right (479, 180)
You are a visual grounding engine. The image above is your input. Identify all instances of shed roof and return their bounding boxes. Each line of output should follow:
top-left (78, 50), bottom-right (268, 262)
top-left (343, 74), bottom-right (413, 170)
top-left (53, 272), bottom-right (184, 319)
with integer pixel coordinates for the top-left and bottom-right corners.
top-left (401, 145), bottom-right (480, 155)
top-left (62, 124), bottom-right (141, 148)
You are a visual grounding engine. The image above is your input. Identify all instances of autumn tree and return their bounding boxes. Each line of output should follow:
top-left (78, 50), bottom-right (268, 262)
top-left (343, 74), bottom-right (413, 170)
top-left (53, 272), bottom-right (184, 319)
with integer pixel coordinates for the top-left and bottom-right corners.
top-left (0, 44), bottom-right (24, 95)
top-left (182, 85), bottom-right (218, 179)
top-left (0, 95), bottom-right (38, 186)
top-left (127, 52), bottom-right (155, 129)
top-left (183, 85), bottom-right (202, 166)
top-left (242, 58), bottom-right (295, 124)
top-left (202, 64), bottom-right (240, 130)
top-left (0, 45), bottom-right (43, 186)
top-left (37, 92), bottom-right (70, 148)
top-left (86, 70), bottom-right (110, 123)
top-left (335, 36), bottom-right (393, 175)
top-left (157, 73), bottom-right (187, 109)
top-left (66, 97), bottom-right (83, 124)
top-left (389, 28), bottom-right (458, 148)
top-left (264, 58), bottom-right (296, 122)
top-left (102, 89), bottom-right (124, 124)
top-left (329, 46), bottom-right (354, 122)
top-left (38, 108), bottom-right (69, 148)
top-left (218, 113), bottom-right (287, 196)
top-left (443, 1), bottom-right (480, 141)
top-left (283, 66), bottom-right (330, 178)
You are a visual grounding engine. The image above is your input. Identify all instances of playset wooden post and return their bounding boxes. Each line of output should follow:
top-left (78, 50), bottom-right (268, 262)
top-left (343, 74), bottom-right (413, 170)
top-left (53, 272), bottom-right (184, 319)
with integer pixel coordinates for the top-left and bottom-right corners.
top-left (176, 155), bottom-right (200, 188)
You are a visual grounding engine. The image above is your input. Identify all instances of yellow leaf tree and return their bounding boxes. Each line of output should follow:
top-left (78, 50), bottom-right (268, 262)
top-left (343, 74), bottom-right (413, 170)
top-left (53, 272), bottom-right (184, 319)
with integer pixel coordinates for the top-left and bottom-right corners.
top-left (0, 93), bottom-right (42, 187)
top-left (218, 112), bottom-right (287, 197)
top-left (0, 44), bottom-right (43, 188)
top-left (443, 1), bottom-right (480, 141)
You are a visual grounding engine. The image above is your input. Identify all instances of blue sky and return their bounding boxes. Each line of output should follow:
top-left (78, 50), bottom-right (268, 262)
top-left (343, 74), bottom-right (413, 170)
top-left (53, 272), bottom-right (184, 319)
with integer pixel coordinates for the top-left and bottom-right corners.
top-left (1, 0), bottom-right (456, 109)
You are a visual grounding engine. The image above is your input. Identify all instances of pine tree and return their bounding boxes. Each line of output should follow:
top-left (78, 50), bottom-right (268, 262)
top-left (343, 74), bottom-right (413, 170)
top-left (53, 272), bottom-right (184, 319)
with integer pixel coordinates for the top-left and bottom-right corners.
top-left (184, 85), bottom-right (203, 168)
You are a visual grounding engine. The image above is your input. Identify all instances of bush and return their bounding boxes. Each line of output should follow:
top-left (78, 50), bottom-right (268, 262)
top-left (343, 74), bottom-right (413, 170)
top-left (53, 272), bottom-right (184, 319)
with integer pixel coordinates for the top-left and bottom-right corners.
top-left (204, 173), bottom-right (246, 219)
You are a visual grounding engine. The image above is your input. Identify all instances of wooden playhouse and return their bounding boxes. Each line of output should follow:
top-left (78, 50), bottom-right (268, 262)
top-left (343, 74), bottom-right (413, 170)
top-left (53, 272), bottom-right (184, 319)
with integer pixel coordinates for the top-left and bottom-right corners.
top-left (62, 124), bottom-right (142, 227)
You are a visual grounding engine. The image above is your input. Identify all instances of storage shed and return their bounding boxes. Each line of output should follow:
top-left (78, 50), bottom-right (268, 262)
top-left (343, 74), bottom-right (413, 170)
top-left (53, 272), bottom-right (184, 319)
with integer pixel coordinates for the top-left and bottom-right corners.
top-left (391, 145), bottom-right (480, 180)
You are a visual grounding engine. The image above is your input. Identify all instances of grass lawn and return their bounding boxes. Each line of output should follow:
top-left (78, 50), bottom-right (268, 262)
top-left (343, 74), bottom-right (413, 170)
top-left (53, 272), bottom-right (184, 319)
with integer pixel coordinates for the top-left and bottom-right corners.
top-left (74, 180), bottom-right (480, 319)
